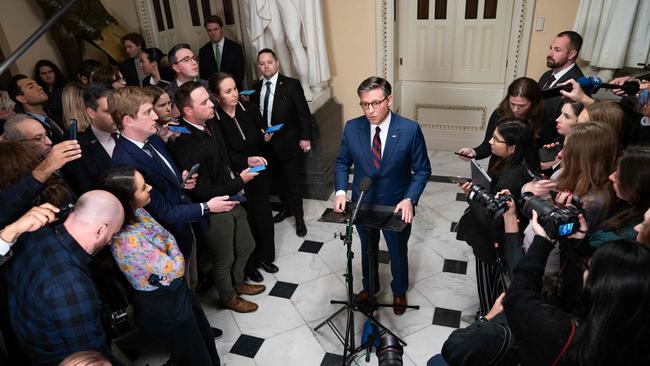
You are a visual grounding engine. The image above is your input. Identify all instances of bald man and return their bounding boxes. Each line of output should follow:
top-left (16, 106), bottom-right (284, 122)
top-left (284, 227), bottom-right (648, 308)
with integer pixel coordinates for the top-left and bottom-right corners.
top-left (3, 191), bottom-right (124, 365)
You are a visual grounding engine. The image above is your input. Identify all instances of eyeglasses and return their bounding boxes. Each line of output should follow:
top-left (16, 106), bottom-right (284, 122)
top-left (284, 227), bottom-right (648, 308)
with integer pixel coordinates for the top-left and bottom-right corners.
top-left (360, 96), bottom-right (388, 111)
top-left (174, 56), bottom-right (197, 65)
top-left (19, 130), bottom-right (51, 143)
top-left (490, 134), bottom-right (506, 144)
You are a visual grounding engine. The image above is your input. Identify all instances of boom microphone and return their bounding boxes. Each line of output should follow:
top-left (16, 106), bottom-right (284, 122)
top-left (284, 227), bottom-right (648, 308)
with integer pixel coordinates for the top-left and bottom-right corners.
top-left (359, 176), bottom-right (373, 192)
top-left (351, 177), bottom-right (373, 224)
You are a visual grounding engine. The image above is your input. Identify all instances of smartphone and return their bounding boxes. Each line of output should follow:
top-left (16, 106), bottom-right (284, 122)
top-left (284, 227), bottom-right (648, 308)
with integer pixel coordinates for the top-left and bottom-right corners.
top-left (181, 163), bottom-right (200, 187)
top-left (240, 89), bottom-right (256, 96)
top-left (67, 119), bottom-right (77, 140)
top-left (228, 194), bottom-right (247, 202)
top-left (249, 164), bottom-right (266, 173)
top-left (453, 151), bottom-right (474, 159)
top-left (448, 176), bottom-right (471, 184)
top-left (264, 123), bottom-right (284, 134)
top-left (167, 125), bottom-right (192, 134)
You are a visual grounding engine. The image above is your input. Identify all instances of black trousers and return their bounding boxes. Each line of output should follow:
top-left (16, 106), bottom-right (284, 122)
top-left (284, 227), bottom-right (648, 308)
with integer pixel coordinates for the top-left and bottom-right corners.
top-left (243, 170), bottom-right (275, 264)
top-left (269, 152), bottom-right (304, 220)
top-left (132, 280), bottom-right (220, 366)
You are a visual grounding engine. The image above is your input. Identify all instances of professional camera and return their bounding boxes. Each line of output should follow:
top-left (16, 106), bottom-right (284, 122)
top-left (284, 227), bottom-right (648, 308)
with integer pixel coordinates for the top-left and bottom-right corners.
top-left (376, 334), bottom-right (403, 366)
top-left (468, 184), bottom-right (513, 218)
top-left (518, 192), bottom-right (583, 239)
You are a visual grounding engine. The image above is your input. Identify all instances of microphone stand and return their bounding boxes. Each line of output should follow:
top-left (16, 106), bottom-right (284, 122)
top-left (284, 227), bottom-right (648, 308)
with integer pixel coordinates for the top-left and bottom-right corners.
top-left (314, 188), bottom-right (413, 365)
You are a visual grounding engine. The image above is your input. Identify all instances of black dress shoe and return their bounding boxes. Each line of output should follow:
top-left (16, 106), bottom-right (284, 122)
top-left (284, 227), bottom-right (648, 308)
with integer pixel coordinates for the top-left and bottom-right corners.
top-left (273, 210), bottom-right (292, 223)
top-left (295, 219), bottom-right (307, 237)
top-left (259, 261), bottom-right (279, 273)
top-left (211, 327), bottom-right (223, 340)
top-left (247, 268), bottom-right (264, 283)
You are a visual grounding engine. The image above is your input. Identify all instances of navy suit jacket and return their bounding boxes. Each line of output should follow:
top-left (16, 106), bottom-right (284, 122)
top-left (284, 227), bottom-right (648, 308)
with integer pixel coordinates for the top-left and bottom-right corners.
top-left (335, 113), bottom-right (431, 206)
top-left (111, 135), bottom-right (203, 256)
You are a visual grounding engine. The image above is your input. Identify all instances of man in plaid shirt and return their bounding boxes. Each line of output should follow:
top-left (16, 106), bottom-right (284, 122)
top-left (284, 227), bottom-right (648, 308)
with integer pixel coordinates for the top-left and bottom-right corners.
top-left (3, 190), bottom-right (124, 365)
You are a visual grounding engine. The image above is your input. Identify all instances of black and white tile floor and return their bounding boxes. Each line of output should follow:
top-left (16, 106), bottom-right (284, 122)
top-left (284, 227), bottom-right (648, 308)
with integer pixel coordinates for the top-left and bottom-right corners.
top-left (120, 151), bottom-right (478, 365)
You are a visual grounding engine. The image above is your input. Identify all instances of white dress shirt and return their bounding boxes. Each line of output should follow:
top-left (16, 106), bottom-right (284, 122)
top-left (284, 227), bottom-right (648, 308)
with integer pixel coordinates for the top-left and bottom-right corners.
top-left (547, 63), bottom-right (576, 87)
top-left (90, 125), bottom-right (116, 157)
top-left (259, 72), bottom-right (279, 127)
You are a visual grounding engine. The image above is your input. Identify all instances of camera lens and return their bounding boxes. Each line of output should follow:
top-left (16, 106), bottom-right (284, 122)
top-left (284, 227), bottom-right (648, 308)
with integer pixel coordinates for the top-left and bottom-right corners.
top-left (376, 335), bottom-right (403, 366)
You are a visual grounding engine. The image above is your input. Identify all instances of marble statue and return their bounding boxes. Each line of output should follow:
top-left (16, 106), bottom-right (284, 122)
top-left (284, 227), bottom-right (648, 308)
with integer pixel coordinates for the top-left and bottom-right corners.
top-left (247, 0), bottom-right (331, 101)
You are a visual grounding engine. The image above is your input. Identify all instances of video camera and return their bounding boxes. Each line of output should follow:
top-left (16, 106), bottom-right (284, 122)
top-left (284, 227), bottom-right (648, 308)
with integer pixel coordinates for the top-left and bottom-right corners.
top-left (468, 184), bottom-right (512, 219)
top-left (518, 192), bottom-right (583, 239)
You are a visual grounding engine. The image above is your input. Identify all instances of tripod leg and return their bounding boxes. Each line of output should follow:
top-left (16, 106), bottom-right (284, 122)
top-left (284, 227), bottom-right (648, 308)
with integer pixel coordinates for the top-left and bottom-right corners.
top-left (366, 228), bottom-right (380, 302)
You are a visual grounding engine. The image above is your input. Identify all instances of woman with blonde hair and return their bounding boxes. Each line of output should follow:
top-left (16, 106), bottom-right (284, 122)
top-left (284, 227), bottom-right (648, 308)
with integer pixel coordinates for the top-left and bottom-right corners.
top-left (61, 82), bottom-right (91, 131)
top-left (577, 101), bottom-right (624, 139)
top-left (0, 90), bottom-right (16, 135)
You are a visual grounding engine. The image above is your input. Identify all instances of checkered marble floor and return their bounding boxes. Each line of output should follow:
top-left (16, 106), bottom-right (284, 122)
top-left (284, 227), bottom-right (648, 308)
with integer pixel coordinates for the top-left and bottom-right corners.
top-left (117, 151), bottom-right (478, 366)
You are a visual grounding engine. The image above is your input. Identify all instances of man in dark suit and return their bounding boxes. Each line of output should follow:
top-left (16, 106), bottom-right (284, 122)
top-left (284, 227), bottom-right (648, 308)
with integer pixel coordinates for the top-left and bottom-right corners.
top-left (63, 83), bottom-right (116, 195)
top-left (109, 87), bottom-right (236, 289)
top-left (199, 15), bottom-right (245, 90)
top-left (334, 76), bottom-right (431, 315)
top-left (165, 43), bottom-right (210, 103)
top-left (168, 81), bottom-right (266, 313)
top-left (120, 33), bottom-right (146, 86)
top-left (7, 74), bottom-right (65, 143)
top-left (252, 48), bottom-right (312, 237)
top-left (538, 31), bottom-right (585, 136)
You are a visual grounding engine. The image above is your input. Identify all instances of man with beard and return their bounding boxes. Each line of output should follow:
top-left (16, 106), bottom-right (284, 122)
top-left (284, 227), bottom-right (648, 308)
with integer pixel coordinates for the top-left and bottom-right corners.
top-left (538, 31), bottom-right (584, 141)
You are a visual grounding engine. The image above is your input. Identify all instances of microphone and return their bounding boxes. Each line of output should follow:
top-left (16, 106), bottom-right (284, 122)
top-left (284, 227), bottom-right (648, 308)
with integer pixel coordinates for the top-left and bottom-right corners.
top-left (351, 177), bottom-right (373, 224)
top-left (541, 76), bottom-right (640, 98)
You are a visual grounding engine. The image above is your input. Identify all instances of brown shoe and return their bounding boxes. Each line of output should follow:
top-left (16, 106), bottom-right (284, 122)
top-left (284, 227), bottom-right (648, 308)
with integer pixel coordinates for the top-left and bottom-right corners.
top-left (237, 284), bottom-right (266, 296)
top-left (354, 290), bottom-right (369, 304)
top-left (393, 295), bottom-right (407, 315)
top-left (224, 296), bottom-right (258, 313)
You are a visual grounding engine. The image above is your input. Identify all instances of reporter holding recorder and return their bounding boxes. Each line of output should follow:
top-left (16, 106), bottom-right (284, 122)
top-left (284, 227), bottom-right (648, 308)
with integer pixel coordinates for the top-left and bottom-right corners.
top-left (456, 121), bottom-right (539, 317)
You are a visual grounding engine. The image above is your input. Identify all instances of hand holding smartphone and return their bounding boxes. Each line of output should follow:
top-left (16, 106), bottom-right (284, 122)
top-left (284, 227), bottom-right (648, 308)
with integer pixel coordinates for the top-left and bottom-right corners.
top-left (67, 119), bottom-right (77, 141)
top-left (182, 163), bottom-right (200, 187)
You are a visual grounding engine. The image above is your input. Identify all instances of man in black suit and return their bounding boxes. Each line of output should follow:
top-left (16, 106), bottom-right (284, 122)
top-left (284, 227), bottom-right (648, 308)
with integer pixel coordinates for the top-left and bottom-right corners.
top-left (252, 48), bottom-right (312, 237)
top-left (63, 83), bottom-right (116, 194)
top-left (199, 15), bottom-right (245, 90)
top-left (168, 81), bottom-right (266, 313)
top-left (538, 31), bottom-right (585, 137)
top-left (165, 43), bottom-right (210, 103)
top-left (120, 33), bottom-right (146, 86)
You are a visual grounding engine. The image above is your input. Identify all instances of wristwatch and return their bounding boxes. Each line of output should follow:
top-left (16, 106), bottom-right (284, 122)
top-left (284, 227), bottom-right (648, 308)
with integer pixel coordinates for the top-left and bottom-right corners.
top-left (202, 203), bottom-right (210, 216)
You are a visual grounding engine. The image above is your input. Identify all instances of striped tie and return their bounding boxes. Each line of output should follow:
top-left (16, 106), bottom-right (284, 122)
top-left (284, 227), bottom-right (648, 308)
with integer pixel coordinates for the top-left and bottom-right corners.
top-left (371, 126), bottom-right (381, 169)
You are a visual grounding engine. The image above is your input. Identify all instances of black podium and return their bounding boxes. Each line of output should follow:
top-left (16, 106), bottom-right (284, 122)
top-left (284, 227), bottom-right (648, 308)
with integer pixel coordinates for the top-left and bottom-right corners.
top-left (315, 202), bottom-right (418, 365)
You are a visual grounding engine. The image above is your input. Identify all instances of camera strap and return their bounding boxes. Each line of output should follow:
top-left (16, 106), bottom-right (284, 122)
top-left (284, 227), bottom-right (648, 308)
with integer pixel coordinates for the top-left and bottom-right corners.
top-left (551, 319), bottom-right (576, 366)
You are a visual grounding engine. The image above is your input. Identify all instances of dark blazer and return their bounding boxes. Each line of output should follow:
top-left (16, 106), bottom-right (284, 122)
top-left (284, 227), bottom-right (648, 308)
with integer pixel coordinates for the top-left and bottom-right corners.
top-left (252, 74), bottom-right (312, 160)
top-left (199, 38), bottom-right (245, 90)
top-left (62, 127), bottom-right (112, 195)
top-left (167, 119), bottom-right (246, 201)
top-left (539, 64), bottom-right (584, 138)
top-left (111, 135), bottom-right (203, 256)
top-left (119, 58), bottom-right (141, 86)
top-left (141, 75), bottom-right (171, 88)
top-left (335, 112), bottom-right (431, 206)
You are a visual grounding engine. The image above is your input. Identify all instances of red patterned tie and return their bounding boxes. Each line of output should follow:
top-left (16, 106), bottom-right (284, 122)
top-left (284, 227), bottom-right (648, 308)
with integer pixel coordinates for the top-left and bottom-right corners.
top-left (543, 74), bottom-right (556, 89)
top-left (371, 126), bottom-right (381, 169)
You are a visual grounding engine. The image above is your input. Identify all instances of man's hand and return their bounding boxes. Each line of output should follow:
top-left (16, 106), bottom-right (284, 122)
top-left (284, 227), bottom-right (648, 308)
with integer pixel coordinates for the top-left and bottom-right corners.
top-left (239, 167), bottom-right (259, 183)
top-left (1, 203), bottom-right (59, 243)
top-left (207, 195), bottom-right (238, 213)
top-left (540, 155), bottom-right (561, 170)
top-left (522, 179), bottom-right (556, 196)
top-left (261, 129), bottom-right (274, 142)
top-left (558, 79), bottom-right (595, 105)
top-left (247, 156), bottom-right (268, 167)
top-left (457, 148), bottom-right (476, 162)
top-left (300, 140), bottom-right (311, 153)
top-left (32, 140), bottom-right (82, 183)
top-left (181, 170), bottom-right (198, 190)
top-left (394, 199), bottom-right (414, 224)
top-left (484, 292), bottom-right (505, 321)
top-left (157, 122), bottom-right (181, 143)
top-left (334, 194), bottom-right (347, 213)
